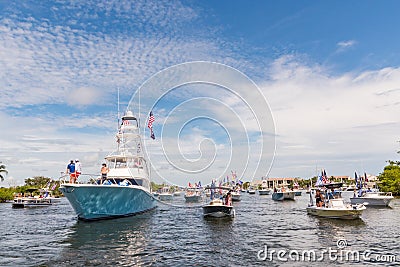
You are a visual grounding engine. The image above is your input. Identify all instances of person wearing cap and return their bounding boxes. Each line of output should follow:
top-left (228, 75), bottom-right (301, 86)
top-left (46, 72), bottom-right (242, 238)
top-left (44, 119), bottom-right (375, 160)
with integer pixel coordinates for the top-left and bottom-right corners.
top-left (66, 160), bottom-right (76, 183)
top-left (74, 159), bottom-right (82, 182)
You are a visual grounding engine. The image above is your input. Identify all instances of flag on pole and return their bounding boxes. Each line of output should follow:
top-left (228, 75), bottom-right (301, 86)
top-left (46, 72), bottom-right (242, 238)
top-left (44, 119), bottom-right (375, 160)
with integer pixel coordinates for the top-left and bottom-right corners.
top-left (355, 172), bottom-right (359, 189)
top-left (148, 111), bottom-right (155, 140)
top-left (315, 174), bottom-right (323, 186)
top-left (322, 169), bottom-right (328, 184)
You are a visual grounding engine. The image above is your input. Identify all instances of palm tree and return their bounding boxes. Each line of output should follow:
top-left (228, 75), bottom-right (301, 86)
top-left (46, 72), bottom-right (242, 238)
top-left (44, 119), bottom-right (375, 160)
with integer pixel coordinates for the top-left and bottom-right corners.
top-left (0, 164), bottom-right (8, 182)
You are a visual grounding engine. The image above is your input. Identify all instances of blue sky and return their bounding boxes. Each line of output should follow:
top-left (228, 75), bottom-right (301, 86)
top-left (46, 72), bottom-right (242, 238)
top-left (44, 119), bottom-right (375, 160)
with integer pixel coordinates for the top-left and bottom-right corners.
top-left (1, 0), bottom-right (399, 186)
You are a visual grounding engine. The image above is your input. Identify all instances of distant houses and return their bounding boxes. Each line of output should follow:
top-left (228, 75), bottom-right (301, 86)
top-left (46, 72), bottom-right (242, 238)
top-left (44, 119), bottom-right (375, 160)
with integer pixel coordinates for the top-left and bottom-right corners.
top-left (251, 177), bottom-right (298, 189)
top-left (250, 174), bottom-right (378, 189)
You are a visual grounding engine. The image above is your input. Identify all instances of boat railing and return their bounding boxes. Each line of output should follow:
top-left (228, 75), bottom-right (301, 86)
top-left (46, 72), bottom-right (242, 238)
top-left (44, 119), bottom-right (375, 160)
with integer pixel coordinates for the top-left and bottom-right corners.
top-left (376, 192), bottom-right (393, 197)
top-left (59, 173), bottom-right (100, 185)
top-left (59, 173), bottom-right (145, 187)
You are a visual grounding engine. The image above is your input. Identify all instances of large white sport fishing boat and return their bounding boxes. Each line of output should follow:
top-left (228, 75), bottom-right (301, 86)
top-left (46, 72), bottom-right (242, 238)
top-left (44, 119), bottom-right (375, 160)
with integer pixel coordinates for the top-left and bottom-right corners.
top-left (59, 110), bottom-right (157, 220)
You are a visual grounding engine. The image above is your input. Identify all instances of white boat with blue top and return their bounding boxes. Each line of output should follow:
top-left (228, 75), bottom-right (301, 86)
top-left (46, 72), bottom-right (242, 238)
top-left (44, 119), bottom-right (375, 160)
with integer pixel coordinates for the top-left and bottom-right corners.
top-left (59, 111), bottom-right (157, 221)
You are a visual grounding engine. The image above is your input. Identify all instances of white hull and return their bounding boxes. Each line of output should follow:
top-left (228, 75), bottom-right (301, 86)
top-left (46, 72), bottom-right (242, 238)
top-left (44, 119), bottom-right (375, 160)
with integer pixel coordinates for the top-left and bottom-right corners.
top-left (259, 189), bottom-right (271, 195)
top-left (231, 193), bottom-right (241, 202)
top-left (283, 191), bottom-right (295, 200)
top-left (12, 197), bottom-right (53, 208)
top-left (306, 205), bottom-right (365, 220)
top-left (350, 196), bottom-right (393, 207)
top-left (184, 194), bottom-right (202, 202)
top-left (159, 193), bottom-right (173, 201)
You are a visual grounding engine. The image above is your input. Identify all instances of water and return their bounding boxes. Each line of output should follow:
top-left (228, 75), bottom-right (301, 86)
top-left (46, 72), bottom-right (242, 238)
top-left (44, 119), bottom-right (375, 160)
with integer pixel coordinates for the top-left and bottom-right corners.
top-left (1, 192), bottom-right (399, 266)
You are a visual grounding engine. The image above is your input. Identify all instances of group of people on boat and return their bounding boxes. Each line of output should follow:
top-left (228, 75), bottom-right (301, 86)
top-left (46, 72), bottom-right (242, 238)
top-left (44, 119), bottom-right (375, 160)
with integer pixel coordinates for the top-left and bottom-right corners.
top-left (315, 188), bottom-right (339, 207)
top-left (66, 159), bottom-right (82, 183)
top-left (65, 159), bottom-right (112, 184)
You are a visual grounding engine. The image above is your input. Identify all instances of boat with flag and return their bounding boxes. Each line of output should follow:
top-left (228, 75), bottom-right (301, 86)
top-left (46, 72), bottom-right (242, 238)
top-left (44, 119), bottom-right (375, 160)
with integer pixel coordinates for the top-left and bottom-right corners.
top-left (184, 182), bottom-right (203, 202)
top-left (306, 170), bottom-right (366, 219)
top-left (350, 172), bottom-right (394, 207)
top-left (59, 110), bottom-right (157, 220)
top-left (202, 183), bottom-right (235, 218)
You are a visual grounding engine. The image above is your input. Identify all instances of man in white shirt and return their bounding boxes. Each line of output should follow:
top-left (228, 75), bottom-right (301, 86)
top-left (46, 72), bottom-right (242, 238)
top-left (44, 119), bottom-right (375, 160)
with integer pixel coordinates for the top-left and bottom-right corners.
top-left (74, 159), bottom-right (82, 182)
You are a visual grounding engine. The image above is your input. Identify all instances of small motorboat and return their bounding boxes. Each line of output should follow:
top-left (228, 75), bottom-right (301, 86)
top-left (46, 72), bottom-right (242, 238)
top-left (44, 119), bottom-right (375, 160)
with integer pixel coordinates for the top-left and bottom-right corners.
top-left (231, 191), bottom-right (241, 202)
top-left (307, 185), bottom-right (366, 220)
top-left (159, 193), bottom-right (173, 201)
top-left (202, 198), bottom-right (234, 218)
top-left (158, 186), bottom-right (173, 201)
top-left (258, 187), bottom-right (271, 195)
top-left (202, 185), bottom-right (235, 218)
top-left (350, 191), bottom-right (394, 207)
top-left (247, 187), bottom-right (256, 194)
top-left (184, 188), bottom-right (202, 202)
top-left (272, 188), bottom-right (295, 200)
top-left (12, 197), bottom-right (53, 208)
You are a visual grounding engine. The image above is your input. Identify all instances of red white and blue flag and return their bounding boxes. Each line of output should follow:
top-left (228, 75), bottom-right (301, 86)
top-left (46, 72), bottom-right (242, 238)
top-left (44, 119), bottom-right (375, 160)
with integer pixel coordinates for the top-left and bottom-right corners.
top-left (148, 111), bottom-right (155, 140)
top-left (322, 169), bottom-right (329, 184)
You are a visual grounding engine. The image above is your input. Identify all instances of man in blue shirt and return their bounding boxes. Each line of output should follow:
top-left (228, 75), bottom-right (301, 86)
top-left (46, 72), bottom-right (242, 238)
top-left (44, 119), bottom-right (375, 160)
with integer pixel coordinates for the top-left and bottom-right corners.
top-left (66, 160), bottom-right (76, 183)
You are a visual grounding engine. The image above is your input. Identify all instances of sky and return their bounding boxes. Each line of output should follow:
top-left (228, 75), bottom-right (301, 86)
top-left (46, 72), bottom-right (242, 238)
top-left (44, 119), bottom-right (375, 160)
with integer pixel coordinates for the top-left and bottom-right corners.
top-left (1, 0), bottom-right (399, 186)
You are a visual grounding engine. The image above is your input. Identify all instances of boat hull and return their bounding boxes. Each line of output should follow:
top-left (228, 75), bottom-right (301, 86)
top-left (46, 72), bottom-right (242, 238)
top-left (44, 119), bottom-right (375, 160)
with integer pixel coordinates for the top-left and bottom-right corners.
top-left (306, 206), bottom-right (364, 220)
top-left (272, 192), bottom-right (284, 201)
top-left (203, 205), bottom-right (234, 218)
top-left (283, 191), bottom-right (295, 200)
top-left (12, 197), bottom-right (53, 208)
top-left (350, 197), bottom-right (393, 207)
top-left (231, 193), bottom-right (241, 202)
top-left (159, 194), bottom-right (173, 201)
top-left (184, 194), bottom-right (202, 202)
top-left (259, 189), bottom-right (271, 195)
top-left (59, 184), bottom-right (157, 220)
top-left (294, 191), bottom-right (302, 196)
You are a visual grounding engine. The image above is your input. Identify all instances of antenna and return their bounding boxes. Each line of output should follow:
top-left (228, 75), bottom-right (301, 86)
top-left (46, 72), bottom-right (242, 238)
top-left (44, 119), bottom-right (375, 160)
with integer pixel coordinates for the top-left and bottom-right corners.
top-left (117, 88), bottom-right (120, 128)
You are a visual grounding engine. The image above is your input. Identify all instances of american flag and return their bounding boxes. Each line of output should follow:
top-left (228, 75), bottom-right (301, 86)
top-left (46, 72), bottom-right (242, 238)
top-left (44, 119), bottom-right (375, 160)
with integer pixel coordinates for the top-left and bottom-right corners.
top-left (148, 111), bottom-right (155, 129)
top-left (148, 111), bottom-right (155, 140)
top-left (322, 169), bottom-right (329, 184)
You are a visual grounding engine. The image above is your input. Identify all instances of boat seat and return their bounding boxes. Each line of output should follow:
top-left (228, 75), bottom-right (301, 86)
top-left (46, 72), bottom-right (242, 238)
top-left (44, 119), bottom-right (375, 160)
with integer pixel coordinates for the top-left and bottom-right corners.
top-left (330, 200), bottom-right (343, 208)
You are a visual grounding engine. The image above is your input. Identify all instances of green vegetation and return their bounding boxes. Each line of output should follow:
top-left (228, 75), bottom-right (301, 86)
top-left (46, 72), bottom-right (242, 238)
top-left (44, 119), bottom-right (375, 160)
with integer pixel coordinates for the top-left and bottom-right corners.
top-left (298, 177), bottom-right (316, 188)
top-left (0, 164), bottom-right (8, 182)
top-left (378, 160), bottom-right (400, 196)
top-left (151, 182), bottom-right (165, 192)
top-left (0, 187), bottom-right (14, 202)
top-left (0, 176), bottom-right (61, 203)
top-left (242, 181), bottom-right (250, 190)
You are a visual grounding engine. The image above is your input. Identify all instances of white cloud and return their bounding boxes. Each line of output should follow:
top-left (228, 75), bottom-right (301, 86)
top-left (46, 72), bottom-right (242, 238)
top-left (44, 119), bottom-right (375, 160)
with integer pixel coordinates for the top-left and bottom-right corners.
top-left (263, 56), bottom-right (400, 177)
top-left (336, 40), bottom-right (357, 52)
